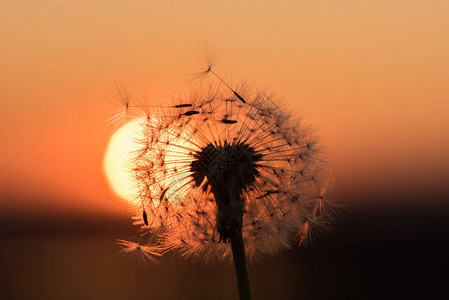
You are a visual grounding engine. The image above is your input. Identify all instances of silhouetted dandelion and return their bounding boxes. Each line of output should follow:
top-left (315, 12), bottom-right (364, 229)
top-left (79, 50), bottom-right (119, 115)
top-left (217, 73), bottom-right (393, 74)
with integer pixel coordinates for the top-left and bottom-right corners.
top-left (114, 61), bottom-right (337, 300)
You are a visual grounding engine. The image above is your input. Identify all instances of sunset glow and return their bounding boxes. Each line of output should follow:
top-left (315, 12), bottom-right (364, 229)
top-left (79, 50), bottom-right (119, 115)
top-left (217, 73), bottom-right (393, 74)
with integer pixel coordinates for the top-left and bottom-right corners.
top-left (2, 1), bottom-right (449, 299)
top-left (1, 0), bottom-right (448, 215)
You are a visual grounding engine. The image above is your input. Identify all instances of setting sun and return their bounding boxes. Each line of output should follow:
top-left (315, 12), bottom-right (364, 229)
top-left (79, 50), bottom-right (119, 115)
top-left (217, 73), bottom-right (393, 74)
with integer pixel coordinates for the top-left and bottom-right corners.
top-left (103, 115), bottom-right (193, 206)
top-left (103, 118), bottom-right (144, 204)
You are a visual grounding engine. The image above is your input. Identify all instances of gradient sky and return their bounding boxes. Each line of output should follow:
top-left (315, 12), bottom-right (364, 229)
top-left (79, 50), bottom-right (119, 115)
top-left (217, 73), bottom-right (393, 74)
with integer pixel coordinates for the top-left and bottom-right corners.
top-left (1, 0), bottom-right (448, 216)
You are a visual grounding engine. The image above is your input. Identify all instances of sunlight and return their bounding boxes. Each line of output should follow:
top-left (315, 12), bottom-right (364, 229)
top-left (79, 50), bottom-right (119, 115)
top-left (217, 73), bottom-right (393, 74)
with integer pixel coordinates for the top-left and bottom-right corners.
top-left (103, 117), bottom-right (193, 205)
top-left (103, 118), bottom-right (143, 204)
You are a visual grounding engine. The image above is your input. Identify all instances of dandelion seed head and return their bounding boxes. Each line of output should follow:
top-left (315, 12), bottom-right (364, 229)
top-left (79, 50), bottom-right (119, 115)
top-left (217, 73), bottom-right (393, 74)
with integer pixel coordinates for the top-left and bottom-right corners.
top-left (106, 66), bottom-right (339, 266)
top-left (113, 81), bottom-right (338, 262)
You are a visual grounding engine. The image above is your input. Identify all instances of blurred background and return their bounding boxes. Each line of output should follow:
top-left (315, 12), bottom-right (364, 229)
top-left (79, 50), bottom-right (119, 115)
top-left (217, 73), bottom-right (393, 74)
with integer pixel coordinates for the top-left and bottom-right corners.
top-left (1, 0), bottom-right (448, 299)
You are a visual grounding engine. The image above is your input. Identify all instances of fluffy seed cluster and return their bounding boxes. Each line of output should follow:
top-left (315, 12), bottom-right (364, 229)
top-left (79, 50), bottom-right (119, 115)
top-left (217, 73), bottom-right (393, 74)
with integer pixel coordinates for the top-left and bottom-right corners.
top-left (118, 82), bottom-right (336, 261)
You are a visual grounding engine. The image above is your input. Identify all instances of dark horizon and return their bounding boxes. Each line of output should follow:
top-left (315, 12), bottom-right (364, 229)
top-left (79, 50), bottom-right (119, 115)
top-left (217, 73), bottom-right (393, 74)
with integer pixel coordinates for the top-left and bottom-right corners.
top-left (1, 195), bottom-right (448, 299)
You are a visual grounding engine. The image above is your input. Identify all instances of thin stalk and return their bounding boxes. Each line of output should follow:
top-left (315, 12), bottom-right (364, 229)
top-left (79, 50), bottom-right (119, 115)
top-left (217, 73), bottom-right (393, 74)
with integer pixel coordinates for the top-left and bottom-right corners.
top-left (231, 231), bottom-right (252, 300)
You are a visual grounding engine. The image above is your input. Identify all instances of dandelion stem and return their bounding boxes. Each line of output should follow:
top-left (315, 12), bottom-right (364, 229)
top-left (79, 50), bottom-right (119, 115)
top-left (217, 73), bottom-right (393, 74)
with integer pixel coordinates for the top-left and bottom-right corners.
top-left (231, 231), bottom-right (252, 300)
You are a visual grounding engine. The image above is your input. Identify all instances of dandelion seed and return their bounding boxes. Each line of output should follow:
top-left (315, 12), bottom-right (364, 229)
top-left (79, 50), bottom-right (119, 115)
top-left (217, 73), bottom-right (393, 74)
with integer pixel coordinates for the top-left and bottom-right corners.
top-left (160, 187), bottom-right (169, 201)
top-left (174, 104), bottom-right (193, 108)
top-left (183, 110), bottom-right (200, 116)
top-left (221, 118), bottom-right (238, 124)
top-left (193, 46), bottom-right (247, 104)
top-left (143, 210), bottom-right (148, 226)
top-left (106, 80), bottom-right (135, 126)
top-left (117, 239), bottom-right (162, 266)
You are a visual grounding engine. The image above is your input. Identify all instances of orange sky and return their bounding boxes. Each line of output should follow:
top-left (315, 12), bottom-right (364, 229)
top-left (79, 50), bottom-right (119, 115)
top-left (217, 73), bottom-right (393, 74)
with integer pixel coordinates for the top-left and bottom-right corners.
top-left (1, 0), bottom-right (448, 216)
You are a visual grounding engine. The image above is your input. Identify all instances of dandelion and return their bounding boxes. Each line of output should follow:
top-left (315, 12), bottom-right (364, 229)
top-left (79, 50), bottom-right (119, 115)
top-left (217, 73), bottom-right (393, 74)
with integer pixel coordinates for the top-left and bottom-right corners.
top-left (115, 62), bottom-right (337, 300)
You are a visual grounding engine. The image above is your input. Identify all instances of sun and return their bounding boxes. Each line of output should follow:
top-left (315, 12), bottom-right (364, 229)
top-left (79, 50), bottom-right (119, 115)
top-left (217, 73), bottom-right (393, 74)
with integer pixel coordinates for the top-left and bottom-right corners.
top-left (104, 116), bottom-right (194, 206)
top-left (103, 118), bottom-right (144, 204)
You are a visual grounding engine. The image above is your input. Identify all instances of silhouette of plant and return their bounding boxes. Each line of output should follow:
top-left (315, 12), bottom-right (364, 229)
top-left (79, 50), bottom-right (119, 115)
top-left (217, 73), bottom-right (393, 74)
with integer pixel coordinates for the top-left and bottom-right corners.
top-left (114, 58), bottom-right (337, 300)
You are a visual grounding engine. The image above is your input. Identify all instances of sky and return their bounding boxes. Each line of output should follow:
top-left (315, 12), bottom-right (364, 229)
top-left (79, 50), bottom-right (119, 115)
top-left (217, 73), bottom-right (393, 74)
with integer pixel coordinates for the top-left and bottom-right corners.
top-left (1, 0), bottom-right (448, 217)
